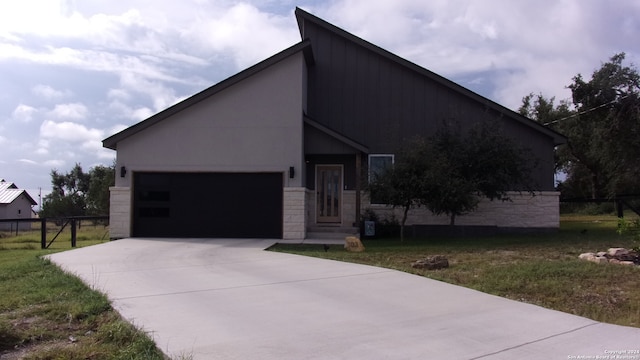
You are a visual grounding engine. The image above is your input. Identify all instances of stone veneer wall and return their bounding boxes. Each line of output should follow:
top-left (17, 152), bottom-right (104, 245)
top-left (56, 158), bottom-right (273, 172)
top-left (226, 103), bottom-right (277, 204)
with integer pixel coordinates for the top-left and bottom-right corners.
top-left (283, 187), bottom-right (307, 239)
top-left (108, 187), bottom-right (131, 239)
top-left (342, 190), bottom-right (357, 227)
top-left (365, 191), bottom-right (560, 229)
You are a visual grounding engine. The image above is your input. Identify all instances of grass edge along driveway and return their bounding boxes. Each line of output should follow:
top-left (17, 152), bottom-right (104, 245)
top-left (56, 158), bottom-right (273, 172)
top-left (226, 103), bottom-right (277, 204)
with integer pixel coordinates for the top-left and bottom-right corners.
top-left (0, 236), bottom-right (169, 359)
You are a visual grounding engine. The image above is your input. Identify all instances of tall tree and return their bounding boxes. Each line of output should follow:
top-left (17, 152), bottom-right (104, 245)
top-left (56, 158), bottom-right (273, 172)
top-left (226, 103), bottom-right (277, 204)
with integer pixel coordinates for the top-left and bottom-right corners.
top-left (569, 53), bottom-right (640, 197)
top-left (41, 164), bottom-right (90, 217)
top-left (367, 137), bottom-right (434, 241)
top-left (86, 164), bottom-right (115, 215)
top-left (520, 53), bottom-right (640, 199)
top-left (519, 93), bottom-right (574, 173)
top-left (427, 122), bottom-right (536, 225)
top-left (41, 163), bottom-right (114, 218)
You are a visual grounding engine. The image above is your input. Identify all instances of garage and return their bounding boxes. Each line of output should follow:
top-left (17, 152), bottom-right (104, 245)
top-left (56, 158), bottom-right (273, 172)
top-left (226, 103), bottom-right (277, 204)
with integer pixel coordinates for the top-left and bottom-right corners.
top-left (133, 172), bottom-right (283, 238)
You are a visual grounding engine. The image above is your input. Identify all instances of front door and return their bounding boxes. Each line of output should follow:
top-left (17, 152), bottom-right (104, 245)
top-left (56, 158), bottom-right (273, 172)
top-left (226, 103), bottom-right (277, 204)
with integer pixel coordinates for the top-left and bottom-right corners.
top-left (316, 165), bottom-right (342, 223)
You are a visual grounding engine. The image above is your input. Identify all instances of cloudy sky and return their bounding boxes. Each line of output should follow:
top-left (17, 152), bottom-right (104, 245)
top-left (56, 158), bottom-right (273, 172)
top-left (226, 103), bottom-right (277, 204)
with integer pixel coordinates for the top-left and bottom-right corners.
top-left (1, 0), bottom-right (638, 206)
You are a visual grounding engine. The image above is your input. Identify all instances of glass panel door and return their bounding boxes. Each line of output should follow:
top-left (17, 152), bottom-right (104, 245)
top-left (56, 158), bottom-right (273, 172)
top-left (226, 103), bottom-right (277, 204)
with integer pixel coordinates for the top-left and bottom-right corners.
top-left (316, 165), bottom-right (342, 223)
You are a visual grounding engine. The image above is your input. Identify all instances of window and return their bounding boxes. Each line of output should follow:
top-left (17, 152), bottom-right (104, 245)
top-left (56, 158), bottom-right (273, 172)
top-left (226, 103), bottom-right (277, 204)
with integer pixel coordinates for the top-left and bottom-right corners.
top-left (368, 154), bottom-right (394, 205)
top-left (368, 154), bottom-right (394, 182)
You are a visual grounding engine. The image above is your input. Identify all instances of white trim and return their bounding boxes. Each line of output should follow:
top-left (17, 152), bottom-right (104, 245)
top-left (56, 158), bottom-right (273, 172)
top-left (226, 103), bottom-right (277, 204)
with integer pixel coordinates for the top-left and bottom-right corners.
top-left (368, 154), bottom-right (394, 182)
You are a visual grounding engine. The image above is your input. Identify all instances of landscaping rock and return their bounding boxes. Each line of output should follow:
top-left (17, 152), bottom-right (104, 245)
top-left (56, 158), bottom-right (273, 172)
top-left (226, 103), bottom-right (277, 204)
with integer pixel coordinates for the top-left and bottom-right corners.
top-left (579, 253), bottom-right (595, 260)
top-left (593, 256), bottom-right (609, 264)
top-left (607, 248), bottom-right (629, 257)
top-left (412, 255), bottom-right (449, 270)
top-left (579, 248), bottom-right (639, 267)
top-left (344, 236), bottom-right (365, 252)
top-left (617, 253), bottom-right (638, 262)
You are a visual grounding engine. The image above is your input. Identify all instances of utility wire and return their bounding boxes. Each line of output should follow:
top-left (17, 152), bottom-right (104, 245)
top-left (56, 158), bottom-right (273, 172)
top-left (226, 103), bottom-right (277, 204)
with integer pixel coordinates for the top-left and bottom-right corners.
top-left (543, 94), bottom-right (631, 126)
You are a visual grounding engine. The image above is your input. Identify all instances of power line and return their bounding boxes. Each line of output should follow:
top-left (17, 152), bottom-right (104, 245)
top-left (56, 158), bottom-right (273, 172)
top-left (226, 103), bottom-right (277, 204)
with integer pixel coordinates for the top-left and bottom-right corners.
top-left (543, 94), bottom-right (631, 126)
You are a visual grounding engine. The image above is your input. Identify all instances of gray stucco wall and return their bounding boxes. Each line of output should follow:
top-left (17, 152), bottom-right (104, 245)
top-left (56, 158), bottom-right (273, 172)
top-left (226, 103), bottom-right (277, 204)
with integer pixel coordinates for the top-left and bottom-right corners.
top-left (114, 52), bottom-right (306, 187)
top-left (109, 52), bottom-right (307, 238)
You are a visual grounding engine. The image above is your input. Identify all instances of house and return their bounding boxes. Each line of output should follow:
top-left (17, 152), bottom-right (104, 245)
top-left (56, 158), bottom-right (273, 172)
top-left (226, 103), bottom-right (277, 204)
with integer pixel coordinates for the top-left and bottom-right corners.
top-left (103, 8), bottom-right (565, 240)
top-left (0, 179), bottom-right (37, 231)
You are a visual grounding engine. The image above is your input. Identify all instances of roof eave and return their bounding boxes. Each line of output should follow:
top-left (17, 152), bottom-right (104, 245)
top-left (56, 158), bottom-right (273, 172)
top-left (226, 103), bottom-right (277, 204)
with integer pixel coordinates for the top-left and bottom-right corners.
top-left (304, 115), bottom-right (369, 153)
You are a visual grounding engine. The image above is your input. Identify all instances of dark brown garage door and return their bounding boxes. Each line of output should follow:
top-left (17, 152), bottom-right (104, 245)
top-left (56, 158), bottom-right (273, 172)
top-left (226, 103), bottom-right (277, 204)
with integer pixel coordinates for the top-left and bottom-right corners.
top-left (133, 172), bottom-right (283, 238)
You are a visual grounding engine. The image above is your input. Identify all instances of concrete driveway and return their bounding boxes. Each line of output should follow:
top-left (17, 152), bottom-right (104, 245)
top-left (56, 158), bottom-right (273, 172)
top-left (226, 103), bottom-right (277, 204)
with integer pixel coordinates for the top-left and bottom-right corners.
top-left (47, 238), bottom-right (640, 360)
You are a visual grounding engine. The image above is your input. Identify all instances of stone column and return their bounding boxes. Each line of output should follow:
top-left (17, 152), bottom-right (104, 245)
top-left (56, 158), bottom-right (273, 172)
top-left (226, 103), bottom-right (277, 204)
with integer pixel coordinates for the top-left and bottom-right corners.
top-left (108, 187), bottom-right (131, 239)
top-left (283, 187), bottom-right (307, 240)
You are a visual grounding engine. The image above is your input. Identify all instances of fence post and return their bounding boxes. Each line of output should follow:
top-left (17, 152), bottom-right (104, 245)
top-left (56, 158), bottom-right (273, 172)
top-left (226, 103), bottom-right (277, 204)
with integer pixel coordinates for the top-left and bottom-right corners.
top-left (41, 218), bottom-right (46, 249)
top-left (71, 218), bottom-right (77, 248)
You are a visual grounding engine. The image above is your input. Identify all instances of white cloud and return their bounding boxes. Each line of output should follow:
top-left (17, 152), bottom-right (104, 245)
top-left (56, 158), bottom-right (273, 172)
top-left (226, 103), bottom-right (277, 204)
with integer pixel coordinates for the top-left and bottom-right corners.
top-left (132, 107), bottom-right (153, 121)
top-left (49, 103), bottom-right (89, 120)
top-left (39, 120), bottom-right (104, 142)
top-left (32, 84), bottom-right (71, 101)
top-left (82, 139), bottom-right (116, 160)
top-left (107, 88), bottom-right (131, 101)
top-left (44, 159), bottom-right (65, 168)
top-left (119, 72), bottom-right (182, 112)
top-left (107, 124), bottom-right (130, 137)
top-left (105, 97), bottom-right (153, 123)
top-left (12, 104), bottom-right (37, 123)
top-left (186, 3), bottom-right (299, 68)
top-left (18, 158), bottom-right (38, 165)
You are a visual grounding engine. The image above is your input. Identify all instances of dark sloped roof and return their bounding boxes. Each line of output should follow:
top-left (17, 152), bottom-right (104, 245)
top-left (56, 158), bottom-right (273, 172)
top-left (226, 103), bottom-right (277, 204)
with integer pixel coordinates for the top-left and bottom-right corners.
top-left (294, 7), bottom-right (566, 146)
top-left (103, 40), bottom-right (314, 150)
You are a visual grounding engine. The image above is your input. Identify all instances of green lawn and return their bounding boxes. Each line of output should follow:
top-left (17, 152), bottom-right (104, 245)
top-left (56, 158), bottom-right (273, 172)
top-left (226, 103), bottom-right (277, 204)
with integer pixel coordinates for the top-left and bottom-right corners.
top-left (270, 215), bottom-right (640, 328)
top-left (0, 225), bottom-right (167, 359)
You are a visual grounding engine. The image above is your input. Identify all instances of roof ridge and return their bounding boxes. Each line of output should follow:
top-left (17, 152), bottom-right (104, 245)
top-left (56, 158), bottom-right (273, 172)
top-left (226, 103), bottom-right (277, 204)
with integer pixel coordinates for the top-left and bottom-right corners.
top-left (0, 186), bottom-right (37, 205)
top-left (294, 7), bottom-right (565, 145)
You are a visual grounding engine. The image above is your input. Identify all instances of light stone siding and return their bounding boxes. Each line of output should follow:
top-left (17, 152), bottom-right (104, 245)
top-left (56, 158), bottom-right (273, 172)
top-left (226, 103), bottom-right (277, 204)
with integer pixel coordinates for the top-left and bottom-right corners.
top-left (342, 190), bottom-right (357, 226)
top-left (283, 187), bottom-right (307, 239)
top-left (364, 191), bottom-right (560, 229)
top-left (109, 187), bottom-right (131, 239)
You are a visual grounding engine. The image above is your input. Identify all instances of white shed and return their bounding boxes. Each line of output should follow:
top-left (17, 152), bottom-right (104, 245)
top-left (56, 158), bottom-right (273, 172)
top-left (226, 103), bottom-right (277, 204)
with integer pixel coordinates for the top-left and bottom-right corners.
top-left (0, 179), bottom-right (37, 231)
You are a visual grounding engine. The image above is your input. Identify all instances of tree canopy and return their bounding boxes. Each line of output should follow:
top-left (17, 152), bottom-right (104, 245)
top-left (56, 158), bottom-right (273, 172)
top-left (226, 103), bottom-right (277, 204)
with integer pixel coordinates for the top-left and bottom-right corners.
top-left (367, 121), bottom-right (535, 240)
top-left (519, 53), bottom-right (640, 199)
top-left (41, 163), bottom-right (115, 218)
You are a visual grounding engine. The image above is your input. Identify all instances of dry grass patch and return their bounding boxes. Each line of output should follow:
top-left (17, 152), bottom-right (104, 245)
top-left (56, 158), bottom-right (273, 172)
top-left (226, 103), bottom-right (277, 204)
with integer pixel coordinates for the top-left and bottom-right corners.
top-left (0, 228), bottom-right (167, 360)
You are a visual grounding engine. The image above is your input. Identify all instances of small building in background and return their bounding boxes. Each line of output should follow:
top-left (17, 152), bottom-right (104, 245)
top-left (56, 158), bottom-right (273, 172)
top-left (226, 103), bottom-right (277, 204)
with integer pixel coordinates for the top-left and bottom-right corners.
top-left (0, 179), bottom-right (38, 231)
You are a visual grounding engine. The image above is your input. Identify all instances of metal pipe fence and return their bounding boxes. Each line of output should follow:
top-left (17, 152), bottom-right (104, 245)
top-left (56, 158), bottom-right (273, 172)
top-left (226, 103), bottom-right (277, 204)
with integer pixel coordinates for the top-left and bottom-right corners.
top-left (0, 216), bottom-right (109, 249)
